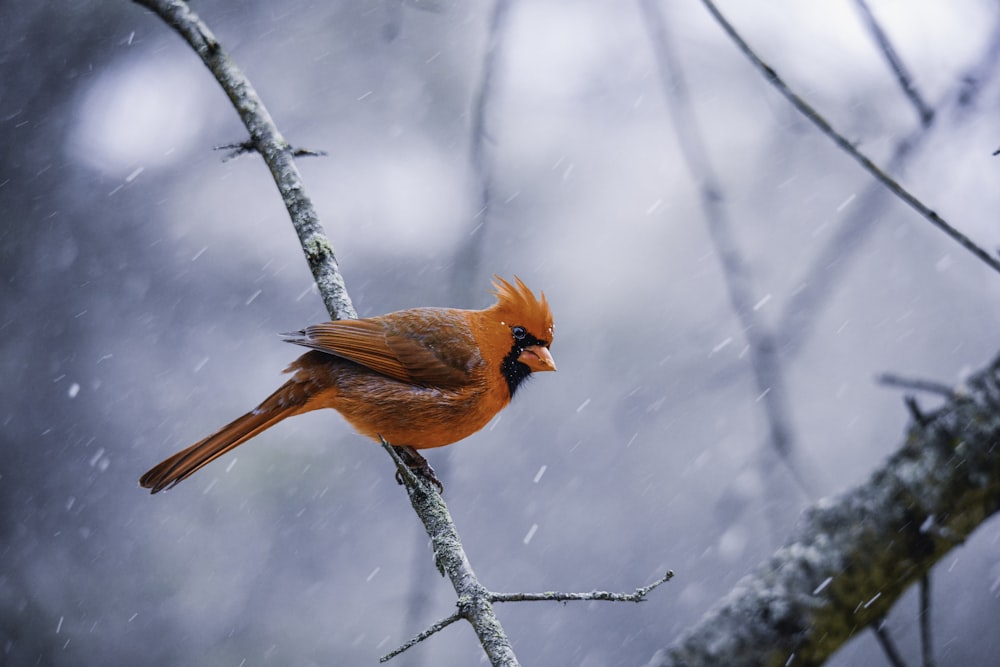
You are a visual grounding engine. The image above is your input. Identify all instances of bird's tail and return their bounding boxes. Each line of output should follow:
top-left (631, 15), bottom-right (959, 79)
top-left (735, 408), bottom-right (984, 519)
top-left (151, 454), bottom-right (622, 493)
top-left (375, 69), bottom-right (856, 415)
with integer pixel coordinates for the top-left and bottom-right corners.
top-left (139, 382), bottom-right (307, 494)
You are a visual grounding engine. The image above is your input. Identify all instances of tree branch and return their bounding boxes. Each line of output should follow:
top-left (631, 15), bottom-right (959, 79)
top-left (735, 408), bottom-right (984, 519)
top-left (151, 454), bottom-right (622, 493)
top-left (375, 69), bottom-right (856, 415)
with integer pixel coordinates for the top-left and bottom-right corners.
top-left (490, 570), bottom-right (674, 604)
top-left (133, 0), bottom-right (356, 321)
top-left (639, 0), bottom-right (818, 502)
top-left (645, 352), bottom-right (1000, 667)
top-left (451, 0), bottom-right (514, 307)
top-left (876, 373), bottom-right (957, 399)
top-left (850, 0), bottom-right (933, 125)
top-left (777, 11), bottom-right (1000, 356)
top-left (698, 0), bottom-right (1000, 277)
top-left (380, 439), bottom-right (519, 666)
top-left (872, 619), bottom-right (910, 667)
top-left (379, 611), bottom-right (463, 663)
top-left (919, 574), bottom-right (935, 667)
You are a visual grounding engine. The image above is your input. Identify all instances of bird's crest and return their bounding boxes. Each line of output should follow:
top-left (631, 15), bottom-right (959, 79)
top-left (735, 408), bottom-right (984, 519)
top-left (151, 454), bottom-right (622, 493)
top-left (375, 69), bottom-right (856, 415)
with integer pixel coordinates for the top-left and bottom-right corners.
top-left (491, 276), bottom-right (554, 343)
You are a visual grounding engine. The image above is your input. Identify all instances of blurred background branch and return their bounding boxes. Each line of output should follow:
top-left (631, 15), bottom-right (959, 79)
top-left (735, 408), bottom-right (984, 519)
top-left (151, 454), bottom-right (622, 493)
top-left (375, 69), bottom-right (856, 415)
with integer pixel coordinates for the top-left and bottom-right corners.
top-left (700, 0), bottom-right (1000, 277)
top-left (638, 0), bottom-right (818, 555)
top-left (647, 352), bottom-right (1000, 666)
top-left (850, 0), bottom-right (934, 126)
top-left (778, 11), bottom-right (1000, 357)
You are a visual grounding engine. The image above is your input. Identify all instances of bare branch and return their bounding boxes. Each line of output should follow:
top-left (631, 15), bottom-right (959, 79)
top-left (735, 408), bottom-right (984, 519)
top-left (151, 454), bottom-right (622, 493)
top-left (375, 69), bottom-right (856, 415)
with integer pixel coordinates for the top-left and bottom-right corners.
top-left (646, 352), bottom-right (1000, 667)
top-left (778, 15), bottom-right (1000, 354)
top-left (872, 619), bottom-right (910, 667)
top-left (380, 611), bottom-right (463, 663)
top-left (385, 571), bottom-right (673, 661)
top-left (451, 0), bottom-right (514, 307)
top-left (136, 2), bottom-right (521, 664)
top-left (378, 438), bottom-right (520, 666)
top-left (491, 571), bottom-right (674, 604)
top-left (877, 373), bottom-right (956, 398)
top-left (903, 396), bottom-right (931, 428)
top-left (920, 574), bottom-right (935, 667)
top-left (132, 0), bottom-right (357, 321)
top-left (851, 0), bottom-right (933, 125)
top-left (698, 0), bottom-right (1000, 277)
top-left (214, 140), bottom-right (327, 161)
top-left (639, 0), bottom-right (818, 499)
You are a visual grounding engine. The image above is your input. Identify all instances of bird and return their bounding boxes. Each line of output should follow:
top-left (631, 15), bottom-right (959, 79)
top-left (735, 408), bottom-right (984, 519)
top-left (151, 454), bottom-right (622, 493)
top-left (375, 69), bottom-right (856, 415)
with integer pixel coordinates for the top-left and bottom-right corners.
top-left (139, 276), bottom-right (556, 493)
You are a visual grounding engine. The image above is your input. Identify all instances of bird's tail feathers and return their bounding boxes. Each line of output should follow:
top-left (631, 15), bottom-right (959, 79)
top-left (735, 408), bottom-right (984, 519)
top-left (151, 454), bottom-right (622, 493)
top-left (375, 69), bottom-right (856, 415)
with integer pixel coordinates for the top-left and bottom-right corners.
top-left (139, 386), bottom-right (305, 494)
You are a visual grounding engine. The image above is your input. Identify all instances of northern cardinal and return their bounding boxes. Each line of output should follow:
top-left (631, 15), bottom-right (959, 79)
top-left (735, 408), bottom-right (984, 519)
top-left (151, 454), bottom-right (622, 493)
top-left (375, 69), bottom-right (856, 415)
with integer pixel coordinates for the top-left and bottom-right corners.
top-left (139, 276), bottom-right (555, 493)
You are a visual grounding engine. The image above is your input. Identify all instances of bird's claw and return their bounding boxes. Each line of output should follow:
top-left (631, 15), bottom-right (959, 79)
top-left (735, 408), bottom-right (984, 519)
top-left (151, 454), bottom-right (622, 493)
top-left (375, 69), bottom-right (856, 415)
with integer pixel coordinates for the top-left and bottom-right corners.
top-left (393, 445), bottom-right (444, 493)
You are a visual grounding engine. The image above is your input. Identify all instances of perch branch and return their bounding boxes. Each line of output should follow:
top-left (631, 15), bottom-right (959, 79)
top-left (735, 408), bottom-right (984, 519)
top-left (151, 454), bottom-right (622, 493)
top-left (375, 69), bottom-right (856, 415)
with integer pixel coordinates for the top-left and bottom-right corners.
top-left (699, 0), bottom-right (1000, 277)
top-left (645, 352), bottom-right (1000, 667)
top-left (132, 0), bottom-right (356, 321)
top-left (378, 439), bottom-right (519, 665)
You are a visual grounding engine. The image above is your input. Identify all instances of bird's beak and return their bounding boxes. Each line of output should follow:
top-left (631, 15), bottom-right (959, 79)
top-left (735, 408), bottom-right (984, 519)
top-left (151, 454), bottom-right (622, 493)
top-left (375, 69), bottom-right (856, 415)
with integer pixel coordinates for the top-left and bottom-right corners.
top-left (518, 345), bottom-right (557, 372)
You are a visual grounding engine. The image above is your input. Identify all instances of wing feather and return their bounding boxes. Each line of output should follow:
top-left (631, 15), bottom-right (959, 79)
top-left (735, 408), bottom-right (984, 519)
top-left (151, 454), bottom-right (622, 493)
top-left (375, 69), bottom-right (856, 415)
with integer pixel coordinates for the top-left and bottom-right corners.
top-left (282, 309), bottom-right (480, 388)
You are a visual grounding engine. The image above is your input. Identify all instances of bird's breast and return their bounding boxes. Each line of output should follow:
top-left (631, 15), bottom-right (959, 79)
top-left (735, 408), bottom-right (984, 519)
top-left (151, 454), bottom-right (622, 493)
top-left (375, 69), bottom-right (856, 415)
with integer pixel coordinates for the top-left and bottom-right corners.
top-left (296, 352), bottom-right (510, 449)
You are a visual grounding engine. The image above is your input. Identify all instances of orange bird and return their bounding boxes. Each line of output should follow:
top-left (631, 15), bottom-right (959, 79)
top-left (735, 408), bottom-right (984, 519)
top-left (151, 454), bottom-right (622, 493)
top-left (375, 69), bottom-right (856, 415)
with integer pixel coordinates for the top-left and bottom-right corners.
top-left (139, 276), bottom-right (555, 493)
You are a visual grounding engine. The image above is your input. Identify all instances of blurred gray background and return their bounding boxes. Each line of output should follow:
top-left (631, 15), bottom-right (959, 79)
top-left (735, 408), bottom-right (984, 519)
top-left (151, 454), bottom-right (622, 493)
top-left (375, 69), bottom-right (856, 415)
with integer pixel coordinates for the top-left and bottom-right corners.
top-left (3, 1), bottom-right (1000, 665)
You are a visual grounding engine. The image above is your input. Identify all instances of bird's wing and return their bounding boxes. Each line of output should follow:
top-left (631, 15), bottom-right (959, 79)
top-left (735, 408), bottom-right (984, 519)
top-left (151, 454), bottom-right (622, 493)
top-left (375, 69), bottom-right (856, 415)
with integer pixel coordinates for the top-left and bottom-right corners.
top-left (282, 309), bottom-right (481, 388)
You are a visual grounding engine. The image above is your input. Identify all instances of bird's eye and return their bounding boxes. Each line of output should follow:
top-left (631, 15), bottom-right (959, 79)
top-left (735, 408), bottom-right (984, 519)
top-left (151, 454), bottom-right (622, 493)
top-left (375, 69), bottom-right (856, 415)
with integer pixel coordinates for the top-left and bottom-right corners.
top-left (511, 326), bottom-right (527, 340)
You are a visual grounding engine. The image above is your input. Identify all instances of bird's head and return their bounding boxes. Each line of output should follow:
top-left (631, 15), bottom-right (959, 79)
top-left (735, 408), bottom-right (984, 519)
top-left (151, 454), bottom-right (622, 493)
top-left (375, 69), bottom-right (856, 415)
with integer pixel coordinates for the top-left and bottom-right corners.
top-left (484, 276), bottom-right (556, 398)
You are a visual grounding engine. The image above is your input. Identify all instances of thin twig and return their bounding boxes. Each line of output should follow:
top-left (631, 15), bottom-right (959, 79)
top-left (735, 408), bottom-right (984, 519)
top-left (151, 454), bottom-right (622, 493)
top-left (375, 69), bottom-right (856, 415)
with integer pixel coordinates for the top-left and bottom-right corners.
top-left (877, 373), bottom-right (956, 398)
top-left (380, 611), bottom-right (463, 663)
top-left (132, 0), bottom-right (357, 321)
top-left (468, 0), bottom-right (510, 197)
top-left (920, 573), bottom-right (935, 667)
top-left (904, 396), bottom-right (930, 428)
top-left (639, 0), bottom-right (817, 500)
top-left (215, 140), bottom-right (327, 161)
top-left (872, 619), bottom-right (910, 667)
top-left (384, 572), bottom-right (675, 661)
top-left (491, 571), bottom-right (674, 604)
top-left (699, 0), bottom-right (1000, 277)
top-left (851, 0), bottom-right (933, 125)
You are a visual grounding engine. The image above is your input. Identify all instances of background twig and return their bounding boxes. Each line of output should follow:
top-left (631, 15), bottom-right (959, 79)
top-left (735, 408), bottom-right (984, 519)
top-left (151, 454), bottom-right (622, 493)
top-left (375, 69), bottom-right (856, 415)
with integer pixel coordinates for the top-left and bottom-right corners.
top-left (873, 619), bottom-right (910, 667)
top-left (851, 0), bottom-right (933, 125)
top-left (639, 0), bottom-right (818, 505)
top-left (699, 0), bottom-right (1000, 276)
top-left (777, 13), bottom-right (1000, 356)
top-left (920, 574), bottom-right (935, 667)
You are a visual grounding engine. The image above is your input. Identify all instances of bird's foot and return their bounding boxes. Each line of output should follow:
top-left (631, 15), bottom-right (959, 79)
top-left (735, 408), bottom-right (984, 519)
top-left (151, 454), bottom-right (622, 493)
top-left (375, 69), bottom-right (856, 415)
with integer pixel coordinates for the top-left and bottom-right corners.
top-left (393, 445), bottom-right (444, 493)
